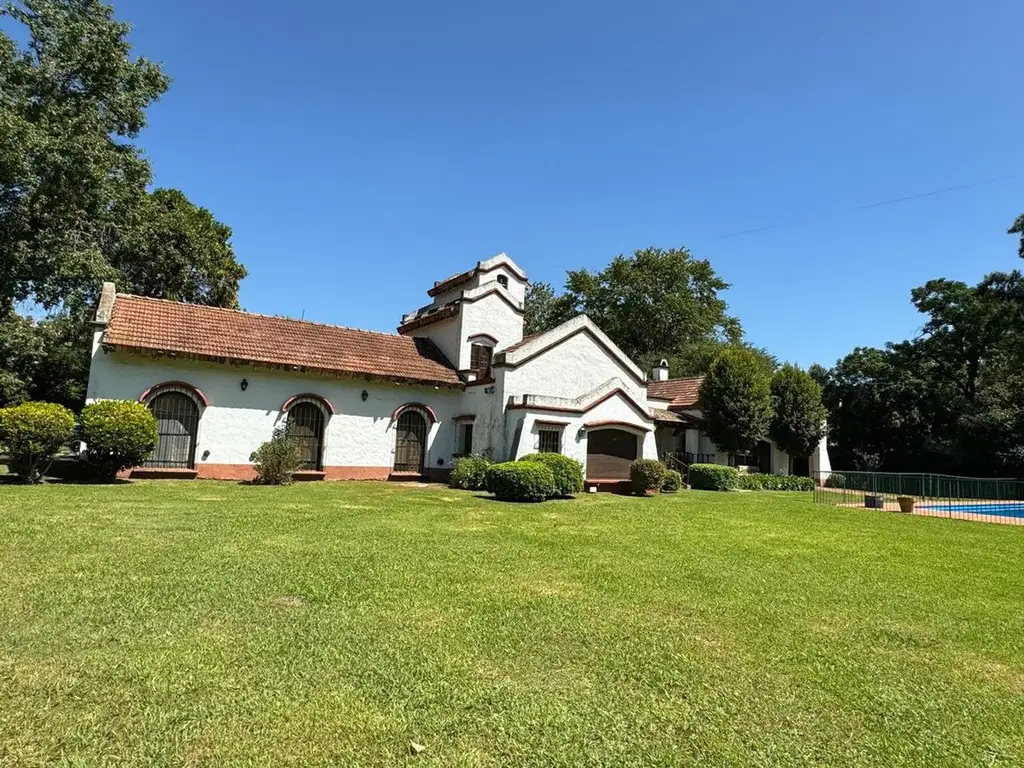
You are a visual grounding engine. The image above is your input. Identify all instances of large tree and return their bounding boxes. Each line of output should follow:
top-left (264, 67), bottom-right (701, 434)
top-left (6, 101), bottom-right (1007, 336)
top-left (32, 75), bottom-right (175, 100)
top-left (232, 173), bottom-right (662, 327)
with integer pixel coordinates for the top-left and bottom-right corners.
top-left (0, 1), bottom-right (247, 410)
top-left (0, 0), bottom-right (170, 310)
top-left (769, 364), bottom-right (827, 459)
top-left (527, 247), bottom-right (759, 376)
top-left (698, 348), bottom-right (773, 458)
top-left (1010, 213), bottom-right (1024, 259)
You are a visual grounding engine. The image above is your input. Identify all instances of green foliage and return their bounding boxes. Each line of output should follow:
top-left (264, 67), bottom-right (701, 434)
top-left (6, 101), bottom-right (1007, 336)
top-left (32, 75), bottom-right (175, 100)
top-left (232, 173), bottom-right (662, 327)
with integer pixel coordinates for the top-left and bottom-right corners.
top-left (79, 400), bottom-right (158, 482)
top-left (0, 401), bottom-right (75, 483)
top-left (823, 473), bottom-right (847, 489)
top-left (699, 349), bottom-right (773, 457)
top-left (661, 469), bottom-right (684, 493)
top-left (630, 459), bottom-right (667, 495)
top-left (449, 454), bottom-right (493, 491)
top-left (518, 453), bottom-right (584, 497)
top-left (820, 266), bottom-right (1024, 476)
top-left (251, 426), bottom-right (302, 485)
top-left (689, 463), bottom-right (739, 491)
top-left (486, 461), bottom-right (557, 502)
top-left (1010, 212), bottom-right (1024, 259)
top-left (524, 247), bottom-right (760, 377)
top-left (109, 189), bottom-right (247, 308)
top-left (769, 364), bottom-right (827, 459)
top-left (737, 473), bottom-right (815, 492)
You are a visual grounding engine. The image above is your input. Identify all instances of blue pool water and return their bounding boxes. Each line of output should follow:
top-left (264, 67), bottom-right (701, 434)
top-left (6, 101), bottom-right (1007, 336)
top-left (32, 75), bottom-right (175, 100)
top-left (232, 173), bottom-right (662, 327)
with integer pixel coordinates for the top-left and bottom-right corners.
top-left (920, 503), bottom-right (1024, 519)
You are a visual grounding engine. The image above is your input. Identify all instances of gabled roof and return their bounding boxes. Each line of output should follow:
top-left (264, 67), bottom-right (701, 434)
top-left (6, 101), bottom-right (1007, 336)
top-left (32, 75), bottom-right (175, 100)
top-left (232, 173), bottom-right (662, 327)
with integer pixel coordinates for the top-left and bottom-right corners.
top-left (646, 376), bottom-right (704, 409)
top-left (493, 315), bottom-right (647, 386)
top-left (102, 293), bottom-right (463, 388)
top-left (427, 253), bottom-right (527, 297)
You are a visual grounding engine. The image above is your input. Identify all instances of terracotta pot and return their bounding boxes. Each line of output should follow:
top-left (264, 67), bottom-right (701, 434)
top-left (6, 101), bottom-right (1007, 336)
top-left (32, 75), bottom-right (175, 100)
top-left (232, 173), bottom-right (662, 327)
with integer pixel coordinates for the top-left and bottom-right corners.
top-left (897, 495), bottom-right (915, 514)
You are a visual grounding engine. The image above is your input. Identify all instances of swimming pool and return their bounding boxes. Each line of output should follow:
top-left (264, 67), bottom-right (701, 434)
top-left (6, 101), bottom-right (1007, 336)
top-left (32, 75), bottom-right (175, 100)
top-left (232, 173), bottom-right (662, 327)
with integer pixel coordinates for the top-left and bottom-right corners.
top-left (920, 503), bottom-right (1024, 519)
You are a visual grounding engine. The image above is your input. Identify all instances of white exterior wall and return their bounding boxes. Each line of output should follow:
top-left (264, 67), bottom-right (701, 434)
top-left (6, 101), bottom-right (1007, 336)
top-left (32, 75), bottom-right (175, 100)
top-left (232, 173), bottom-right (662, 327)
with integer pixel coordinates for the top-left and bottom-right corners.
top-left (458, 289), bottom-right (524, 368)
top-left (506, 392), bottom-right (657, 474)
top-left (502, 331), bottom-right (647, 403)
top-left (86, 349), bottom-right (461, 473)
top-left (422, 316), bottom-right (461, 370)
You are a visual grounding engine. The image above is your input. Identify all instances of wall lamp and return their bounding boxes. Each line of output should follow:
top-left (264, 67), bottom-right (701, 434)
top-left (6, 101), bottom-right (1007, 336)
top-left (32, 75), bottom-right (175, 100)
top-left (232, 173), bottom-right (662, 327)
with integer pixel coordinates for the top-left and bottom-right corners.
top-left (361, 390), bottom-right (369, 401)
top-left (240, 378), bottom-right (249, 391)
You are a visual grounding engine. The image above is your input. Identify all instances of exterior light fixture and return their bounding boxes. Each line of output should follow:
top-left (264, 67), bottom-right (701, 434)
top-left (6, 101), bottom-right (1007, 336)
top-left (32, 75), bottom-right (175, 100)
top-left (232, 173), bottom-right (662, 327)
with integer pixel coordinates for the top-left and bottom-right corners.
top-left (361, 390), bottom-right (369, 401)
top-left (240, 378), bottom-right (249, 391)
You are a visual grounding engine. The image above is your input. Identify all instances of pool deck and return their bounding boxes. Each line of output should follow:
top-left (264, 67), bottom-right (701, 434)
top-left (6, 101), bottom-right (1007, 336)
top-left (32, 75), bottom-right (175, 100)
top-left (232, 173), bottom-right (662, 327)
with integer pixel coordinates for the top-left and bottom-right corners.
top-left (827, 494), bottom-right (1024, 527)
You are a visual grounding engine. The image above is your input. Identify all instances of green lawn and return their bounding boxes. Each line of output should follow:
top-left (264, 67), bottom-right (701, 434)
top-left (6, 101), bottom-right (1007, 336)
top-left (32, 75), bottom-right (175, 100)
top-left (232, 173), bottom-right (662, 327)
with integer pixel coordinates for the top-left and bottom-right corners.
top-left (0, 482), bottom-right (1022, 767)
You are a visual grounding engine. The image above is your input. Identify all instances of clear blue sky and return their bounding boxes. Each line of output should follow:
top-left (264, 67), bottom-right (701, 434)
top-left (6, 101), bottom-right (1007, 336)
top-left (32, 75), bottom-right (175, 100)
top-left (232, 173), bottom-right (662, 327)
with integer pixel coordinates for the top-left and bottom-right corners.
top-left (114, 0), bottom-right (1022, 369)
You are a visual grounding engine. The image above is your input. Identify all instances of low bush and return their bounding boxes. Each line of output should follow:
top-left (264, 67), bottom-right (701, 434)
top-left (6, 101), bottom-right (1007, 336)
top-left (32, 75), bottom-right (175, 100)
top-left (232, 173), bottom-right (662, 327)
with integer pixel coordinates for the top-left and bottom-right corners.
top-left (486, 461), bottom-right (556, 502)
top-left (79, 400), bottom-right (159, 482)
top-left (738, 473), bottom-right (815, 491)
top-left (518, 453), bottom-right (584, 497)
top-left (450, 454), bottom-right (493, 491)
top-left (661, 469), bottom-right (684, 493)
top-left (0, 402), bottom-right (76, 483)
top-left (689, 463), bottom-right (739, 491)
top-left (252, 426), bottom-right (303, 485)
top-left (630, 458), bottom-right (667, 495)
top-left (823, 472), bottom-right (847, 489)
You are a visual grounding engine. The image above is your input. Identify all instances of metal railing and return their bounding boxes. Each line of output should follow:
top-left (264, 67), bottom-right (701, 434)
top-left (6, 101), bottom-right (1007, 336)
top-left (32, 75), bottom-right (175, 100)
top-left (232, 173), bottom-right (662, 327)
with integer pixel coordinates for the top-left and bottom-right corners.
top-left (813, 470), bottom-right (1024, 525)
top-left (663, 452), bottom-right (719, 484)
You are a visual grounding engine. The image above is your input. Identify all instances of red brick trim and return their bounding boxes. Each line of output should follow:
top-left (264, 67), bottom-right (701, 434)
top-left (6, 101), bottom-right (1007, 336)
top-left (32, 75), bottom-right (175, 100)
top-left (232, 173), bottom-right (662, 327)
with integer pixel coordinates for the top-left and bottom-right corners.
top-left (392, 402), bottom-right (438, 423)
top-left (397, 305), bottom-right (458, 334)
top-left (138, 381), bottom-right (209, 407)
top-left (281, 393), bottom-right (336, 415)
top-left (453, 414), bottom-right (476, 422)
top-left (465, 377), bottom-right (495, 388)
top-left (584, 419), bottom-right (651, 433)
top-left (535, 419), bottom-right (571, 427)
top-left (507, 388), bottom-right (653, 423)
top-left (467, 333), bottom-right (499, 345)
top-left (460, 288), bottom-right (524, 315)
top-left (428, 261), bottom-right (526, 297)
top-left (493, 326), bottom-right (644, 386)
top-left (128, 467), bottom-right (199, 480)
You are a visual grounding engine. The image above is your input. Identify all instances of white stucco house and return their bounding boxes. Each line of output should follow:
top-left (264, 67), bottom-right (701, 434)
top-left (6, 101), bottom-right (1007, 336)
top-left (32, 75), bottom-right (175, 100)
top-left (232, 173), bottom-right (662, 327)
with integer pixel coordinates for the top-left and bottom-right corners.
top-left (85, 253), bottom-right (830, 487)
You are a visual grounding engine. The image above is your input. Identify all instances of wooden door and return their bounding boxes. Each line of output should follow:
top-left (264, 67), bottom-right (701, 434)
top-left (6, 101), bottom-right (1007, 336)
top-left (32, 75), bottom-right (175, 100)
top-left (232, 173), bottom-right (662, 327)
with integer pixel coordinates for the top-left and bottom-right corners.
top-left (586, 429), bottom-right (638, 479)
top-left (394, 411), bottom-right (427, 473)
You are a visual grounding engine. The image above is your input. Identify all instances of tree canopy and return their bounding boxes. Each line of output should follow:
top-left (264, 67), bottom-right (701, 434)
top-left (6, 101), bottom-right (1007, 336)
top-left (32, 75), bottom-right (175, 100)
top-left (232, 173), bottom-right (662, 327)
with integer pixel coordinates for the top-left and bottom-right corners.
top-left (0, 0), bottom-right (247, 409)
top-left (769, 364), bottom-right (827, 459)
top-left (523, 247), bottom-right (771, 376)
top-left (698, 348), bottom-right (773, 457)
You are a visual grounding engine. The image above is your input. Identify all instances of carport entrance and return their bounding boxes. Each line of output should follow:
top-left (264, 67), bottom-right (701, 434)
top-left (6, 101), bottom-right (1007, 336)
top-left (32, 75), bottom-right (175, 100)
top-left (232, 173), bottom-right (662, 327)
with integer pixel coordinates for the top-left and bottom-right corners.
top-left (586, 428), bottom-right (639, 479)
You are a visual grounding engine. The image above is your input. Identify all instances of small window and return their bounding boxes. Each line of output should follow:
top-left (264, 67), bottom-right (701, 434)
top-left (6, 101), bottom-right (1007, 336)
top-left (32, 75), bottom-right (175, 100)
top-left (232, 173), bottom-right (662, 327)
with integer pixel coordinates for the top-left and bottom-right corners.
top-left (470, 344), bottom-right (493, 379)
top-left (457, 423), bottom-right (474, 456)
top-left (538, 427), bottom-right (562, 454)
top-left (497, 274), bottom-right (509, 288)
top-left (732, 450), bottom-right (757, 468)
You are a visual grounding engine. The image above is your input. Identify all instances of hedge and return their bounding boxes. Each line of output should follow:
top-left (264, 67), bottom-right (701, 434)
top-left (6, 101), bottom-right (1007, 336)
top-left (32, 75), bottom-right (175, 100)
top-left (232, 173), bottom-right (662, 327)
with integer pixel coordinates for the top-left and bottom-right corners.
top-left (689, 463), bottom-right (739, 491)
top-left (661, 469), bottom-right (684, 493)
top-left (79, 400), bottom-right (159, 482)
top-left (252, 426), bottom-right (303, 485)
top-left (737, 473), bottom-right (815, 491)
top-left (0, 402), bottom-right (76, 483)
top-left (450, 455), bottom-right (493, 491)
top-left (630, 458), bottom-right (667, 495)
top-left (486, 461), bottom-right (556, 502)
top-left (518, 453), bottom-right (584, 497)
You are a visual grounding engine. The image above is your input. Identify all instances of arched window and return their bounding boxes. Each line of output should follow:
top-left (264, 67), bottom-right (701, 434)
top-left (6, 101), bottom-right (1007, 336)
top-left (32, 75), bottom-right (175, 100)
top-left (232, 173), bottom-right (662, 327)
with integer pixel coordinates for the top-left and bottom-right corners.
top-left (394, 410), bottom-right (428, 473)
top-left (287, 402), bottom-right (326, 471)
top-left (144, 391), bottom-right (200, 469)
top-left (497, 274), bottom-right (509, 288)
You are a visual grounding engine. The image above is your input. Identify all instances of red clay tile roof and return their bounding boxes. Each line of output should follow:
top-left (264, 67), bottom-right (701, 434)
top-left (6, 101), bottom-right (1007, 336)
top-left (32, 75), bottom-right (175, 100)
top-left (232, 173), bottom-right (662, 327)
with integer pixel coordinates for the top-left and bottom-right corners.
top-left (499, 332), bottom-right (543, 353)
top-left (104, 294), bottom-right (463, 388)
top-left (646, 376), bottom-right (704, 408)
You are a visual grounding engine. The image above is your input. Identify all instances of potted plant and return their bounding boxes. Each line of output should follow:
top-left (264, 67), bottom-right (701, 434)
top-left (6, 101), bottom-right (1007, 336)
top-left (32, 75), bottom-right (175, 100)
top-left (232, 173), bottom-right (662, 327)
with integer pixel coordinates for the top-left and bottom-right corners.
top-left (896, 495), bottom-right (915, 514)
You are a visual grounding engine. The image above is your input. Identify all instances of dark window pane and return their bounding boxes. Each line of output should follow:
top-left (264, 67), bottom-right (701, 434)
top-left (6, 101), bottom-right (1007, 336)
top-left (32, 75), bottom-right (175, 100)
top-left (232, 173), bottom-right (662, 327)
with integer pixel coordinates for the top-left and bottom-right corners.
top-left (470, 344), bottom-right (493, 379)
top-left (287, 402), bottom-right (325, 470)
top-left (144, 392), bottom-right (199, 469)
top-left (538, 428), bottom-right (561, 454)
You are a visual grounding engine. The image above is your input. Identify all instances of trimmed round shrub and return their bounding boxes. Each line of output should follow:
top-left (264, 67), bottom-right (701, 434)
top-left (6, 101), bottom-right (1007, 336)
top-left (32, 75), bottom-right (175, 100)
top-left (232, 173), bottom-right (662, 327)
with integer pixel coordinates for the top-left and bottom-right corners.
top-left (80, 400), bottom-right (159, 482)
top-left (823, 472), bottom-right (846, 489)
top-left (450, 454), bottom-right (493, 491)
top-left (689, 463), bottom-right (739, 491)
top-left (661, 469), bottom-right (684, 493)
top-left (252, 425), bottom-right (303, 485)
top-left (0, 402), bottom-right (76, 483)
top-left (630, 458), bottom-right (667, 495)
top-left (738, 473), bottom-right (815, 491)
top-left (518, 453), bottom-right (584, 497)
top-left (486, 461), bottom-right (556, 502)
